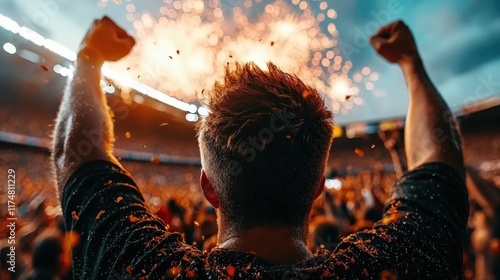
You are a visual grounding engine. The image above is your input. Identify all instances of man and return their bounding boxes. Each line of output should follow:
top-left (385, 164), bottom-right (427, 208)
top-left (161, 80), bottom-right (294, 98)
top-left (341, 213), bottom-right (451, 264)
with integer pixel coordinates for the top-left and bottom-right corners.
top-left (52, 17), bottom-right (468, 279)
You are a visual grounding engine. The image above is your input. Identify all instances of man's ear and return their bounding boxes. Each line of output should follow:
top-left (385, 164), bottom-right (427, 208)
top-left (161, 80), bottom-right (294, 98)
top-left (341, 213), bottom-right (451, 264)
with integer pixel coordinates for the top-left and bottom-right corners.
top-left (200, 170), bottom-right (219, 208)
top-left (313, 176), bottom-right (325, 200)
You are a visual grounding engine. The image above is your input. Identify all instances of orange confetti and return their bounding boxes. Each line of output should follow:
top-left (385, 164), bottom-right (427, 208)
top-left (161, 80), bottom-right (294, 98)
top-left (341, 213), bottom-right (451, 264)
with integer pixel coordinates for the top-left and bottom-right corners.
top-left (270, 41), bottom-right (275, 46)
top-left (186, 268), bottom-right (196, 278)
top-left (150, 156), bottom-right (161, 164)
top-left (285, 135), bottom-right (292, 139)
top-left (125, 131), bottom-right (131, 138)
top-left (96, 210), bottom-right (105, 220)
top-left (371, 144), bottom-right (375, 149)
top-left (168, 266), bottom-right (182, 277)
top-left (302, 89), bottom-right (312, 99)
top-left (129, 215), bottom-right (139, 223)
top-left (363, 268), bottom-right (369, 277)
top-left (226, 264), bottom-right (236, 277)
top-left (41, 65), bottom-right (48, 71)
top-left (194, 221), bottom-right (200, 226)
top-left (159, 123), bottom-right (169, 126)
top-left (126, 266), bottom-right (133, 275)
top-left (115, 196), bottom-right (123, 203)
top-left (176, 50), bottom-right (180, 55)
top-left (354, 148), bottom-right (364, 158)
top-left (243, 262), bottom-right (252, 274)
top-left (71, 211), bottom-right (79, 220)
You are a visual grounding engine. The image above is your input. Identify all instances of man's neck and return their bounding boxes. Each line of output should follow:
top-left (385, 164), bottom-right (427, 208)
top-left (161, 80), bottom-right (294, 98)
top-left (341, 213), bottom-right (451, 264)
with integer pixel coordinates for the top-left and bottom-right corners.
top-left (218, 226), bottom-right (313, 264)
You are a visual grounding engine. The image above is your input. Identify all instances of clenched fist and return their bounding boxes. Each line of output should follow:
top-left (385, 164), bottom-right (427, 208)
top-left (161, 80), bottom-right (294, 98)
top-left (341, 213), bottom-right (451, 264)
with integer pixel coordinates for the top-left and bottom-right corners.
top-left (78, 16), bottom-right (135, 63)
top-left (370, 21), bottom-right (419, 64)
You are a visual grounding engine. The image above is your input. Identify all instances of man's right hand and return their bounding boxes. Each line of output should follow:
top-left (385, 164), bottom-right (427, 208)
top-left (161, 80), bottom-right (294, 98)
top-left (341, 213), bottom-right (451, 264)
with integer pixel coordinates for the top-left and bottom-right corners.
top-left (78, 16), bottom-right (135, 63)
top-left (370, 20), bottom-right (419, 65)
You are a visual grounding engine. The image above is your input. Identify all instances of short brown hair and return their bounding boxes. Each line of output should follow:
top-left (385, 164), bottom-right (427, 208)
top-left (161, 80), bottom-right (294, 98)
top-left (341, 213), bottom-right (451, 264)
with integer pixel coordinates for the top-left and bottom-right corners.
top-left (198, 62), bottom-right (333, 228)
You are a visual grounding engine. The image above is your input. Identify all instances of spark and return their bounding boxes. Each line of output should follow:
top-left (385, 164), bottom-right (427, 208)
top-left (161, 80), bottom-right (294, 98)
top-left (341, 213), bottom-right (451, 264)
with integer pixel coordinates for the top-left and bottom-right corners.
top-left (106, 0), bottom-right (375, 113)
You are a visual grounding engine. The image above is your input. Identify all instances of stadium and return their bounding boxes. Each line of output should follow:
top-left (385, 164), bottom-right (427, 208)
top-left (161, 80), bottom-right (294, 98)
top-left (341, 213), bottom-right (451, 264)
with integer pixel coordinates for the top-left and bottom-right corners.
top-left (1, 1), bottom-right (499, 279)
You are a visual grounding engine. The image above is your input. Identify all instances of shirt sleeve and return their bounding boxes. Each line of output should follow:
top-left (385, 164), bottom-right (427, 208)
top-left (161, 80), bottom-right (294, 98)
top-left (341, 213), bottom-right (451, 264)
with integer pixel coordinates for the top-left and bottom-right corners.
top-left (61, 160), bottom-right (205, 280)
top-left (330, 162), bottom-right (469, 279)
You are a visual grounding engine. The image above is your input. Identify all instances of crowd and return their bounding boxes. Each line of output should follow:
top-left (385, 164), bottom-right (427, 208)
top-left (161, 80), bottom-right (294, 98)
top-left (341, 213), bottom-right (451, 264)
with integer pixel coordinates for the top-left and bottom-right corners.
top-left (1, 143), bottom-right (499, 279)
top-left (0, 104), bottom-right (201, 158)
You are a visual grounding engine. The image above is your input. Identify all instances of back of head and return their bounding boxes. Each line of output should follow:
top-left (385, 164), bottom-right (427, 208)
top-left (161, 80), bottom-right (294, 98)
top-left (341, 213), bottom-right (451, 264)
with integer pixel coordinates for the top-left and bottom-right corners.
top-left (198, 62), bottom-right (333, 229)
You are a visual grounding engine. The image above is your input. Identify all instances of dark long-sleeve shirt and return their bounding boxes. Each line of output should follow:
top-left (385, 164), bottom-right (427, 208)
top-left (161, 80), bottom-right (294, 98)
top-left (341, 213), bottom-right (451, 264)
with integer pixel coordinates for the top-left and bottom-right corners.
top-left (61, 161), bottom-right (468, 279)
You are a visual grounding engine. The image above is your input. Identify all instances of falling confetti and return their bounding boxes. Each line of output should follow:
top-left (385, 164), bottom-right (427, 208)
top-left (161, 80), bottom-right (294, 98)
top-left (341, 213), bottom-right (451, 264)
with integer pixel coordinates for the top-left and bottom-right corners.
top-left (129, 214), bottom-right (139, 223)
top-left (226, 264), bottom-right (236, 277)
top-left (71, 211), bottom-right (79, 220)
top-left (96, 210), bottom-right (105, 219)
top-left (354, 148), bottom-right (364, 158)
top-left (150, 156), bottom-right (161, 164)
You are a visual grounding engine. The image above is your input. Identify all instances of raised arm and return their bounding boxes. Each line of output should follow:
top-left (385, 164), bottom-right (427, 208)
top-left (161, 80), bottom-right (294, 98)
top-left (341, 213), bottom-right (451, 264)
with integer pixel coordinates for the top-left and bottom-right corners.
top-left (51, 17), bottom-right (135, 194)
top-left (370, 21), bottom-right (464, 177)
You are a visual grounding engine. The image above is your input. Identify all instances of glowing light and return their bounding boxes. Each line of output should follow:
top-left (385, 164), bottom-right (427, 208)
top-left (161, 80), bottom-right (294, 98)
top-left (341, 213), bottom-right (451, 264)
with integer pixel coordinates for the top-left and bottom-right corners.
top-left (327, 9), bottom-right (337, 19)
top-left (272, 20), bottom-right (298, 37)
top-left (3, 43), bottom-right (16, 54)
top-left (101, 65), bottom-right (196, 112)
top-left (104, 1), bottom-right (371, 115)
top-left (19, 26), bottom-right (45, 46)
top-left (185, 113), bottom-right (199, 122)
top-left (126, 3), bottom-right (136, 12)
top-left (104, 85), bottom-right (116, 93)
top-left (197, 106), bottom-right (209, 116)
top-left (325, 178), bottom-right (342, 190)
top-left (330, 80), bottom-right (349, 99)
top-left (0, 13), bottom-right (197, 113)
top-left (18, 49), bottom-right (41, 63)
top-left (42, 39), bottom-right (77, 61)
top-left (0, 14), bottom-right (20, 33)
top-left (0, 0), bottom-right (378, 117)
top-left (362, 67), bottom-right (371, 75)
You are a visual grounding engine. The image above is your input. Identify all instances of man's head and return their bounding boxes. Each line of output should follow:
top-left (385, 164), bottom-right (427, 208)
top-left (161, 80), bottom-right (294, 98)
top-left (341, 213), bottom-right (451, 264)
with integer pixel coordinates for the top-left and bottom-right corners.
top-left (198, 62), bottom-right (333, 230)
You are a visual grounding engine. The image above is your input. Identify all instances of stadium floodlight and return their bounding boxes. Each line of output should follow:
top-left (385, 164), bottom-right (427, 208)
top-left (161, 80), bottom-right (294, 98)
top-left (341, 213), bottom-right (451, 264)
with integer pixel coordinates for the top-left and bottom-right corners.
top-left (0, 13), bottom-right (198, 114)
